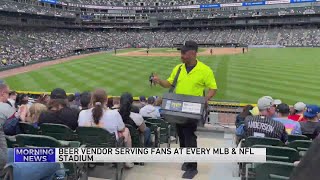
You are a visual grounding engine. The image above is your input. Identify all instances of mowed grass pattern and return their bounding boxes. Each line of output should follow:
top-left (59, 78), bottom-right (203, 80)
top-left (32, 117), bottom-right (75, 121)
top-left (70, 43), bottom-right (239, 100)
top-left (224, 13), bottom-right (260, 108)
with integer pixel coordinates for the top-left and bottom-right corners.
top-left (4, 48), bottom-right (320, 104)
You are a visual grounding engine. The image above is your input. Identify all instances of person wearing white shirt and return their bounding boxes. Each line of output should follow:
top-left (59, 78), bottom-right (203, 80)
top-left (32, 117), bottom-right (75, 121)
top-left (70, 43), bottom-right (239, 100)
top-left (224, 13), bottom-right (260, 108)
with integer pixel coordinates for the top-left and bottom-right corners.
top-left (78, 89), bottom-right (133, 167)
top-left (139, 96), bottom-right (161, 118)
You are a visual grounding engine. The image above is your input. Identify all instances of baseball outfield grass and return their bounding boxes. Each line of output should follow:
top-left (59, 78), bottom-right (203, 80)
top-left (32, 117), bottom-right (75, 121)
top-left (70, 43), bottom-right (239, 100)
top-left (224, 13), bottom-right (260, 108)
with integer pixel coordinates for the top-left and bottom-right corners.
top-left (4, 48), bottom-right (320, 105)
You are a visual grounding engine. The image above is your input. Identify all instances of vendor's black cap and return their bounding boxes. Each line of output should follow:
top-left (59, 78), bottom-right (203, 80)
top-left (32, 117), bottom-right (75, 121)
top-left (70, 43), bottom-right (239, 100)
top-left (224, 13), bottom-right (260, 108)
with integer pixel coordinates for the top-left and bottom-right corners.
top-left (177, 41), bottom-right (198, 52)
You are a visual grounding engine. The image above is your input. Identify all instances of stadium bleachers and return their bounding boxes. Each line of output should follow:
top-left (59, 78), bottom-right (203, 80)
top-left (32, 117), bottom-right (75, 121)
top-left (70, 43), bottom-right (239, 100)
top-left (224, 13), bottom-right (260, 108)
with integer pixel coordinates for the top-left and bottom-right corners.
top-left (1, 26), bottom-right (320, 67)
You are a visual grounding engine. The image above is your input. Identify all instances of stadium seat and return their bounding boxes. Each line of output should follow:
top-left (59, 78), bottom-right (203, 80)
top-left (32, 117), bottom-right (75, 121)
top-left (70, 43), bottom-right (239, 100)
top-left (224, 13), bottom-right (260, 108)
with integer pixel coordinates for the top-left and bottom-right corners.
top-left (76, 127), bottom-right (124, 180)
top-left (287, 135), bottom-right (309, 143)
top-left (0, 164), bottom-right (14, 180)
top-left (252, 145), bottom-right (299, 163)
top-left (125, 124), bottom-right (144, 148)
top-left (287, 140), bottom-right (312, 152)
top-left (5, 135), bottom-right (17, 148)
top-left (145, 118), bottom-right (171, 147)
top-left (19, 122), bottom-right (40, 135)
top-left (15, 134), bottom-right (86, 179)
top-left (243, 137), bottom-right (284, 147)
top-left (253, 161), bottom-right (294, 180)
top-left (40, 123), bottom-right (78, 141)
top-left (144, 121), bottom-right (161, 147)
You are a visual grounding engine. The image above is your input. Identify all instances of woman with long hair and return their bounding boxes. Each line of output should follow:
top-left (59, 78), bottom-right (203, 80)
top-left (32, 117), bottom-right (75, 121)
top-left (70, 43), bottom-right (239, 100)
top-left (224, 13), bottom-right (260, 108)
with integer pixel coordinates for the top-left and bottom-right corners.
top-left (119, 92), bottom-right (151, 147)
top-left (78, 89), bottom-right (133, 167)
top-left (16, 94), bottom-right (30, 121)
top-left (235, 105), bottom-right (254, 145)
top-left (26, 103), bottom-right (47, 128)
top-left (37, 94), bottom-right (50, 106)
top-left (235, 105), bottom-right (254, 128)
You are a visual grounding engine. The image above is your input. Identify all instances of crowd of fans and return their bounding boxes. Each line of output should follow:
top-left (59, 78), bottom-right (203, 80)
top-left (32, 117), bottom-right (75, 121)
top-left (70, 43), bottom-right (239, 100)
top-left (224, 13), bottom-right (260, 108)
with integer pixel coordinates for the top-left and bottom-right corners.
top-left (236, 97), bottom-right (320, 143)
top-left (0, 83), bottom-right (164, 178)
top-left (1, 26), bottom-right (319, 66)
top-left (0, 0), bottom-right (75, 18)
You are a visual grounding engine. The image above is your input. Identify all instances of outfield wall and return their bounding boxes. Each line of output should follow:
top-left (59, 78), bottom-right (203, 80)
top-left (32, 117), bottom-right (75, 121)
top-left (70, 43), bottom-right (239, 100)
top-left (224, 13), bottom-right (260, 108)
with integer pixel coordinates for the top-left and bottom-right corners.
top-left (16, 90), bottom-right (255, 108)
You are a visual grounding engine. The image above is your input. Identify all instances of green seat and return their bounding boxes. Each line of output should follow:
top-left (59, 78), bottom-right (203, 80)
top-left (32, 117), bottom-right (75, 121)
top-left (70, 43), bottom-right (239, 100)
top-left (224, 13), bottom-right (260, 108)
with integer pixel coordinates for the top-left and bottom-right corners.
top-left (244, 137), bottom-right (284, 147)
top-left (145, 118), bottom-right (171, 147)
top-left (125, 124), bottom-right (144, 148)
top-left (76, 126), bottom-right (124, 180)
top-left (19, 122), bottom-right (39, 134)
top-left (5, 136), bottom-right (17, 148)
top-left (287, 135), bottom-right (309, 143)
top-left (253, 161), bottom-right (294, 180)
top-left (40, 123), bottom-right (78, 141)
top-left (145, 121), bottom-right (161, 147)
top-left (15, 134), bottom-right (85, 179)
top-left (0, 164), bottom-right (13, 180)
top-left (252, 145), bottom-right (299, 163)
top-left (287, 140), bottom-right (312, 152)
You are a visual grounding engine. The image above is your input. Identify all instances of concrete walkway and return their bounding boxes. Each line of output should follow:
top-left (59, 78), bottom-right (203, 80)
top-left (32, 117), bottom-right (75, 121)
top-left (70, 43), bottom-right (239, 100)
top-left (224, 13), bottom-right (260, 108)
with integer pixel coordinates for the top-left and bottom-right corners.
top-left (88, 131), bottom-right (240, 180)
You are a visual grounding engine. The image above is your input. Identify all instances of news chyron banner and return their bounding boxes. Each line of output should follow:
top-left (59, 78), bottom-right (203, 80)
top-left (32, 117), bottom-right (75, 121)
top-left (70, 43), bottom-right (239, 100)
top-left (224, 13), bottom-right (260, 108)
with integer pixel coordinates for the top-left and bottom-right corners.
top-left (14, 148), bottom-right (266, 163)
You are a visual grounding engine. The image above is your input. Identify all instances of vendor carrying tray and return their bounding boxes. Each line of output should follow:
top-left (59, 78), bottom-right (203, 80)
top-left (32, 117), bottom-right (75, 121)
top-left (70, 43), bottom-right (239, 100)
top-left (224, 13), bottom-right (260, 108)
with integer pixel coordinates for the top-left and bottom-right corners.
top-left (160, 93), bottom-right (206, 124)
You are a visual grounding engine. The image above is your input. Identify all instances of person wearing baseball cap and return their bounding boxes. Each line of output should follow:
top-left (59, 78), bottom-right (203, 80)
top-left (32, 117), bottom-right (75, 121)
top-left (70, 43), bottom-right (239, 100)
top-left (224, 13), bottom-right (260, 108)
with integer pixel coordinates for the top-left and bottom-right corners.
top-left (288, 102), bottom-right (307, 122)
top-left (243, 96), bottom-right (288, 143)
top-left (273, 103), bottom-right (302, 135)
top-left (152, 40), bottom-right (217, 179)
top-left (139, 96), bottom-right (160, 118)
top-left (38, 88), bottom-right (80, 130)
top-left (299, 105), bottom-right (320, 139)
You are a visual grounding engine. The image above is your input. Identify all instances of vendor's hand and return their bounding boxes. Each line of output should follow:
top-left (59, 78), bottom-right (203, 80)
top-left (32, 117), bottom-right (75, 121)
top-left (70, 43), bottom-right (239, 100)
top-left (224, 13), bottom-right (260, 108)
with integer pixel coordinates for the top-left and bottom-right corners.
top-left (153, 73), bottom-right (160, 84)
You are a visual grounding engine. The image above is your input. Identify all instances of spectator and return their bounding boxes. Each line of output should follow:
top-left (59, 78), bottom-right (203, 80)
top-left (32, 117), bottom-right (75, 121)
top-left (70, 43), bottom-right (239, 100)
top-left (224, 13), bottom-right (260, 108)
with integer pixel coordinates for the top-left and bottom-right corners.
top-left (68, 94), bottom-right (79, 110)
top-left (78, 89), bottom-right (133, 167)
top-left (26, 103), bottom-right (47, 128)
top-left (38, 88), bottom-right (79, 130)
top-left (235, 105), bottom-right (253, 128)
top-left (15, 94), bottom-right (29, 122)
top-left (243, 96), bottom-right (288, 142)
top-left (7, 90), bottom-right (17, 108)
top-left (37, 94), bottom-right (50, 106)
top-left (273, 103), bottom-right (302, 135)
top-left (139, 96), bottom-right (161, 118)
top-left (154, 97), bottom-right (163, 114)
top-left (235, 105), bottom-right (253, 144)
top-left (74, 92), bottom-right (81, 107)
top-left (136, 96), bottom-right (147, 109)
top-left (288, 102), bottom-right (306, 122)
top-left (119, 92), bottom-right (151, 147)
top-left (299, 105), bottom-right (320, 139)
top-left (80, 91), bottom-right (91, 110)
top-left (0, 84), bottom-right (14, 170)
top-left (111, 97), bottom-right (120, 110)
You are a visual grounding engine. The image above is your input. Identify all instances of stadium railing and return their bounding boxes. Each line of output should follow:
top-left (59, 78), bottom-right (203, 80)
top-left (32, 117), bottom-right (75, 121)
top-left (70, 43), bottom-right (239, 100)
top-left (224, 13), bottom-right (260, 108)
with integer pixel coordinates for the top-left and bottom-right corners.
top-left (16, 90), bottom-right (257, 107)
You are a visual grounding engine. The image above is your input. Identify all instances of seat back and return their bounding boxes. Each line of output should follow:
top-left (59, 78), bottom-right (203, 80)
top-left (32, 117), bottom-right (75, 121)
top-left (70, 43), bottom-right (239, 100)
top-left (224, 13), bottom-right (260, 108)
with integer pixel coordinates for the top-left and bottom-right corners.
top-left (16, 134), bottom-right (63, 147)
top-left (19, 122), bottom-right (39, 134)
top-left (5, 136), bottom-right (18, 148)
top-left (287, 134), bottom-right (309, 142)
top-left (40, 123), bottom-right (77, 141)
top-left (126, 124), bottom-right (144, 147)
top-left (252, 145), bottom-right (299, 163)
top-left (254, 161), bottom-right (294, 180)
top-left (287, 140), bottom-right (312, 151)
top-left (244, 136), bottom-right (284, 147)
top-left (76, 126), bottom-right (117, 147)
top-left (146, 118), bottom-right (170, 143)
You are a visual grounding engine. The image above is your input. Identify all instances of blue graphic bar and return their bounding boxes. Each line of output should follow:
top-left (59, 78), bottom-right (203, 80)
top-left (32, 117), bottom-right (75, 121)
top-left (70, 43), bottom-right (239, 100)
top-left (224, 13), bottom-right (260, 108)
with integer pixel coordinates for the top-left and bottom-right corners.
top-left (14, 148), bottom-right (56, 162)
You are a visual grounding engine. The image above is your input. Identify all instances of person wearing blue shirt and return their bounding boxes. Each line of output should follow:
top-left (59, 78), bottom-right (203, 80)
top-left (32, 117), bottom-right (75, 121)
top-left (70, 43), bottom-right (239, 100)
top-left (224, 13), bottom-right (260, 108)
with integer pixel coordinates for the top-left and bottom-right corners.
top-left (273, 103), bottom-right (302, 135)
